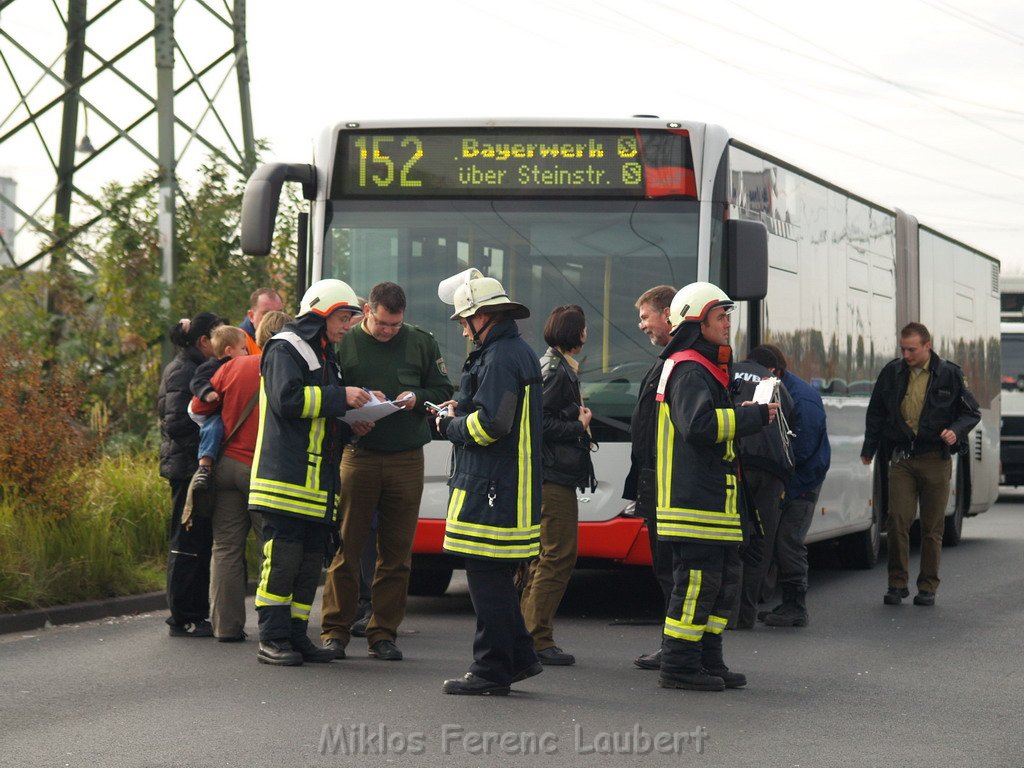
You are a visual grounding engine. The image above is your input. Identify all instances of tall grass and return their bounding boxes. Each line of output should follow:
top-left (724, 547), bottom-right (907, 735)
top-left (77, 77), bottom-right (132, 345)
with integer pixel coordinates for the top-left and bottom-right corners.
top-left (0, 455), bottom-right (168, 612)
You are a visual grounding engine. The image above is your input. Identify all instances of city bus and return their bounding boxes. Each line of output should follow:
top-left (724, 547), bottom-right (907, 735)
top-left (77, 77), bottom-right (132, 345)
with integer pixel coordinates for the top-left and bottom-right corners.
top-left (241, 117), bottom-right (1000, 593)
top-left (999, 275), bottom-right (1024, 485)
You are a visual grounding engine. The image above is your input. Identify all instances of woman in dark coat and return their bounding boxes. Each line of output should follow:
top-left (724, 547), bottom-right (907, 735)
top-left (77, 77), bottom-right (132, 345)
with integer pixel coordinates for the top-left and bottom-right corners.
top-left (520, 304), bottom-right (596, 666)
top-left (158, 311), bottom-right (224, 637)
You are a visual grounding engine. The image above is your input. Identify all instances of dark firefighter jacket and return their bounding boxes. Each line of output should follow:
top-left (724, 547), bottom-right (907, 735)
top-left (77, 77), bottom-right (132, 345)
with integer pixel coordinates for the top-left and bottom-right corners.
top-left (860, 350), bottom-right (981, 461)
top-left (443, 318), bottom-right (543, 560)
top-left (248, 315), bottom-right (351, 525)
top-left (655, 330), bottom-right (768, 545)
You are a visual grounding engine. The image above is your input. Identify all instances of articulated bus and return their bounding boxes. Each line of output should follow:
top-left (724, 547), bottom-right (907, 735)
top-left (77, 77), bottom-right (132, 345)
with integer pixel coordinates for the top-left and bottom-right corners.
top-left (999, 275), bottom-right (1024, 485)
top-left (241, 118), bottom-right (1000, 594)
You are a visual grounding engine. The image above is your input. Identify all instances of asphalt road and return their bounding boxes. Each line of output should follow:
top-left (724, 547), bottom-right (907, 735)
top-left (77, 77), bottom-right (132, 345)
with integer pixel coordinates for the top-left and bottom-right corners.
top-left (3, 499), bottom-right (1023, 768)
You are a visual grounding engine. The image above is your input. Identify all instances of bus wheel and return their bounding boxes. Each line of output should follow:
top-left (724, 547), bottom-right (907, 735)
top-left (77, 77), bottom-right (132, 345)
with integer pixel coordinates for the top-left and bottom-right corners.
top-left (408, 566), bottom-right (453, 596)
top-left (942, 465), bottom-right (967, 547)
top-left (838, 501), bottom-right (880, 569)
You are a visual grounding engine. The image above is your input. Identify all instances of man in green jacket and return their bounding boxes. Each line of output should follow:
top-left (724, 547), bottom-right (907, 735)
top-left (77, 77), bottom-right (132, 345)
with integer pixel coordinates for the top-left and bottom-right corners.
top-left (320, 282), bottom-right (453, 661)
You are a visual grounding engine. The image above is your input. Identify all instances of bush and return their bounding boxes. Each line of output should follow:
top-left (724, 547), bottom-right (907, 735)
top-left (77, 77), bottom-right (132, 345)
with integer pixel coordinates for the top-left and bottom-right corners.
top-left (0, 455), bottom-right (168, 612)
top-left (0, 333), bottom-right (95, 515)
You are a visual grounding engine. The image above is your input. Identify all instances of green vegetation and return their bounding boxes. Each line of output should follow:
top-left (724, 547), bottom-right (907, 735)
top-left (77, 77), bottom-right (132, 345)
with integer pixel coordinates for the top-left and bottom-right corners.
top-left (0, 155), bottom-right (293, 613)
top-left (0, 456), bottom-right (168, 612)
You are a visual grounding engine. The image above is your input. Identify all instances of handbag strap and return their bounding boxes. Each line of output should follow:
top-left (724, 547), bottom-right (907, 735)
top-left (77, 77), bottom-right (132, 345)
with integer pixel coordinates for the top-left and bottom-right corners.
top-left (216, 390), bottom-right (260, 460)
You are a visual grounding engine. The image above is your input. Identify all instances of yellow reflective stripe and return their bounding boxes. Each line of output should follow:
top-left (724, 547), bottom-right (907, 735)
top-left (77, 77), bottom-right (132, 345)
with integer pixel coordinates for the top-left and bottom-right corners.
top-left (706, 614), bottom-right (728, 635)
top-left (255, 537), bottom-right (291, 607)
top-left (682, 568), bottom-right (701, 624)
top-left (443, 536), bottom-right (540, 559)
top-left (250, 477), bottom-right (328, 503)
top-left (656, 403), bottom-right (674, 509)
top-left (664, 569), bottom-right (705, 641)
top-left (517, 385), bottom-right (532, 530)
top-left (248, 492), bottom-right (328, 517)
top-left (306, 454), bottom-right (322, 492)
top-left (657, 523), bottom-right (744, 541)
top-left (291, 601), bottom-right (312, 620)
top-left (257, 539), bottom-right (274, 598)
top-left (660, 508), bottom-right (741, 524)
top-left (466, 411), bottom-right (497, 446)
top-left (445, 520), bottom-right (541, 540)
top-left (447, 488), bottom-right (466, 521)
top-left (725, 474), bottom-right (737, 517)
top-left (714, 408), bottom-right (736, 444)
top-left (301, 386), bottom-right (322, 418)
top-left (306, 415), bottom-right (325, 456)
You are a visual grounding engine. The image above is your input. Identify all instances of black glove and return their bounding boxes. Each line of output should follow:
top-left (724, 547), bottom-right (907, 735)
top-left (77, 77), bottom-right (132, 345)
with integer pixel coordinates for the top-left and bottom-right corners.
top-left (437, 415), bottom-right (453, 439)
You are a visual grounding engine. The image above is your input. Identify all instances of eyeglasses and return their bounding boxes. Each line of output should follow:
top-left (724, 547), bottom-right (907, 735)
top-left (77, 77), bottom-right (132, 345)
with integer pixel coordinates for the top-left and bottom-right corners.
top-left (369, 312), bottom-right (403, 330)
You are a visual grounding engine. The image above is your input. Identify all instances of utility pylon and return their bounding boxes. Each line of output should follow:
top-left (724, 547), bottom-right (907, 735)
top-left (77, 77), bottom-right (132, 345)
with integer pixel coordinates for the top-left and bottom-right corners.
top-left (0, 0), bottom-right (255, 290)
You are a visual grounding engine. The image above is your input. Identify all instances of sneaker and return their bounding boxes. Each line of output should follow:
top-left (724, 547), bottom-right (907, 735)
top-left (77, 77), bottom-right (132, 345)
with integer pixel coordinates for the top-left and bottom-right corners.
top-left (913, 591), bottom-right (936, 606)
top-left (883, 587), bottom-right (910, 605)
top-left (537, 646), bottom-right (575, 666)
top-left (192, 464), bottom-right (212, 491)
top-left (369, 639), bottom-right (403, 661)
top-left (168, 619), bottom-right (213, 638)
top-left (217, 631), bottom-right (247, 643)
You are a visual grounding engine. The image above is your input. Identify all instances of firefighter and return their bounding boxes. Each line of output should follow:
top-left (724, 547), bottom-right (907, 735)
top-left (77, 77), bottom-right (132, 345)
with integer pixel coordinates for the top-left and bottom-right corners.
top-left (434, 268), bottom-right (543, 695)
top-left (248, 279), bottom-right (373, 666)
top-left (655, 282), bottom-right (778, 691)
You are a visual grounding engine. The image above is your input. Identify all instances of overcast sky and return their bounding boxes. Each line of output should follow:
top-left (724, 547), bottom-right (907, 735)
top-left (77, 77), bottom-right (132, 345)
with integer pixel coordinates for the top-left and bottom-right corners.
top-left (244, 0), bottom-right (1024, 271)
top-left (3, 0), bottom-right (1023, 271)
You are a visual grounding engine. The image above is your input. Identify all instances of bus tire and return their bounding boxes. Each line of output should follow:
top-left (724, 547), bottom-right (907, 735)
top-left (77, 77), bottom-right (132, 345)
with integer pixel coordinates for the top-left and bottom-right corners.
top-left (942, 462), bottom-right (968, 547)
top-left (407, 566), bottom-right (453, 597)
top-left (838, 502), bottom-right (881, 569)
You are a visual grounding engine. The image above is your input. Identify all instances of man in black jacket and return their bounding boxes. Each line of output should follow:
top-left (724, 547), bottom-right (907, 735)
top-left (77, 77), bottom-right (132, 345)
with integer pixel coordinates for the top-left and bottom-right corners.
top-left (730, 347), bottom-right (795, 628)
top-left (860, 322), bottom-right (980, 607)
top-left (624, 285), bottom-right (677, 671)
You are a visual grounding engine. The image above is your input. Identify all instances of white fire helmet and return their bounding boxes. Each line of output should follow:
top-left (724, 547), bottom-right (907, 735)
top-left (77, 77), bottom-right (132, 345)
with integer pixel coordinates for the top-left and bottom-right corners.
top-left (298, 278), bottom-right (362, 318)
top-left (437, 268), bottom-right (529, 321)
top-left (669, 281), bottom-right (734, 329)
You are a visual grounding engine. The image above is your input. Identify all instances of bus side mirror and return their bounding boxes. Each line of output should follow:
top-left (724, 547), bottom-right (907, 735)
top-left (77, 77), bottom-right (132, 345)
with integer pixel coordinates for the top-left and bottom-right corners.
top-left (726, 219), bottom-right (768, 301)
top-left (240, 163), bottom-right (317, 256)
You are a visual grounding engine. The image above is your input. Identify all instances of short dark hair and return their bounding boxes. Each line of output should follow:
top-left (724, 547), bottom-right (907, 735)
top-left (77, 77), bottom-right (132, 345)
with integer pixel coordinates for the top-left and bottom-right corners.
top-left (249, 288), bottom-right (282, 310)
top-left (901, 322), bottom-right (931, 344)
top-left (635, 285), bottom-right (676, 312)
top-left (759, 343), bottom-right (787, 375)
top-left (748, 345), bottom-right (779, 371)
top-left (543, 304), bottom-right (586, 351)
top-left (368, 282), bottom-right (406, 314)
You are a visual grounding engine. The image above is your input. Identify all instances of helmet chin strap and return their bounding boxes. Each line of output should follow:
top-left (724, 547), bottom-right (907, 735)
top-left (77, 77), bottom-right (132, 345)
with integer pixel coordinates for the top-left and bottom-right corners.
top-left (467, 312), bottom-right (497, 346)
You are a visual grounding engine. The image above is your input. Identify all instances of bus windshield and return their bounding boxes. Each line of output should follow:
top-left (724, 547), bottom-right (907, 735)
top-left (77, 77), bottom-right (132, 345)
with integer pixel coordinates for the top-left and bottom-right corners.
top-left (322, 199), bottom-right (699, 441)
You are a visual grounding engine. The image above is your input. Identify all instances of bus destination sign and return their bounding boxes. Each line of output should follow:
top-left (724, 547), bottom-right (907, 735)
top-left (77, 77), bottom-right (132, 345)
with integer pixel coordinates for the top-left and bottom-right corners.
top-left (333, 128), bottom-right (695, 199)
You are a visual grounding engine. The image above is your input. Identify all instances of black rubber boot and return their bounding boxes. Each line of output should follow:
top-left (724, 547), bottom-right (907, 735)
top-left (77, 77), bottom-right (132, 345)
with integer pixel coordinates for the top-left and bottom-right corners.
top-left (290, 619), bottom-right (336, 663)
top-left (764, 588), bottom-right (809, 627)
top-left (659, 639), bottom-right (725, 692)
top-left (700, 632), bottom-right (747, 688)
